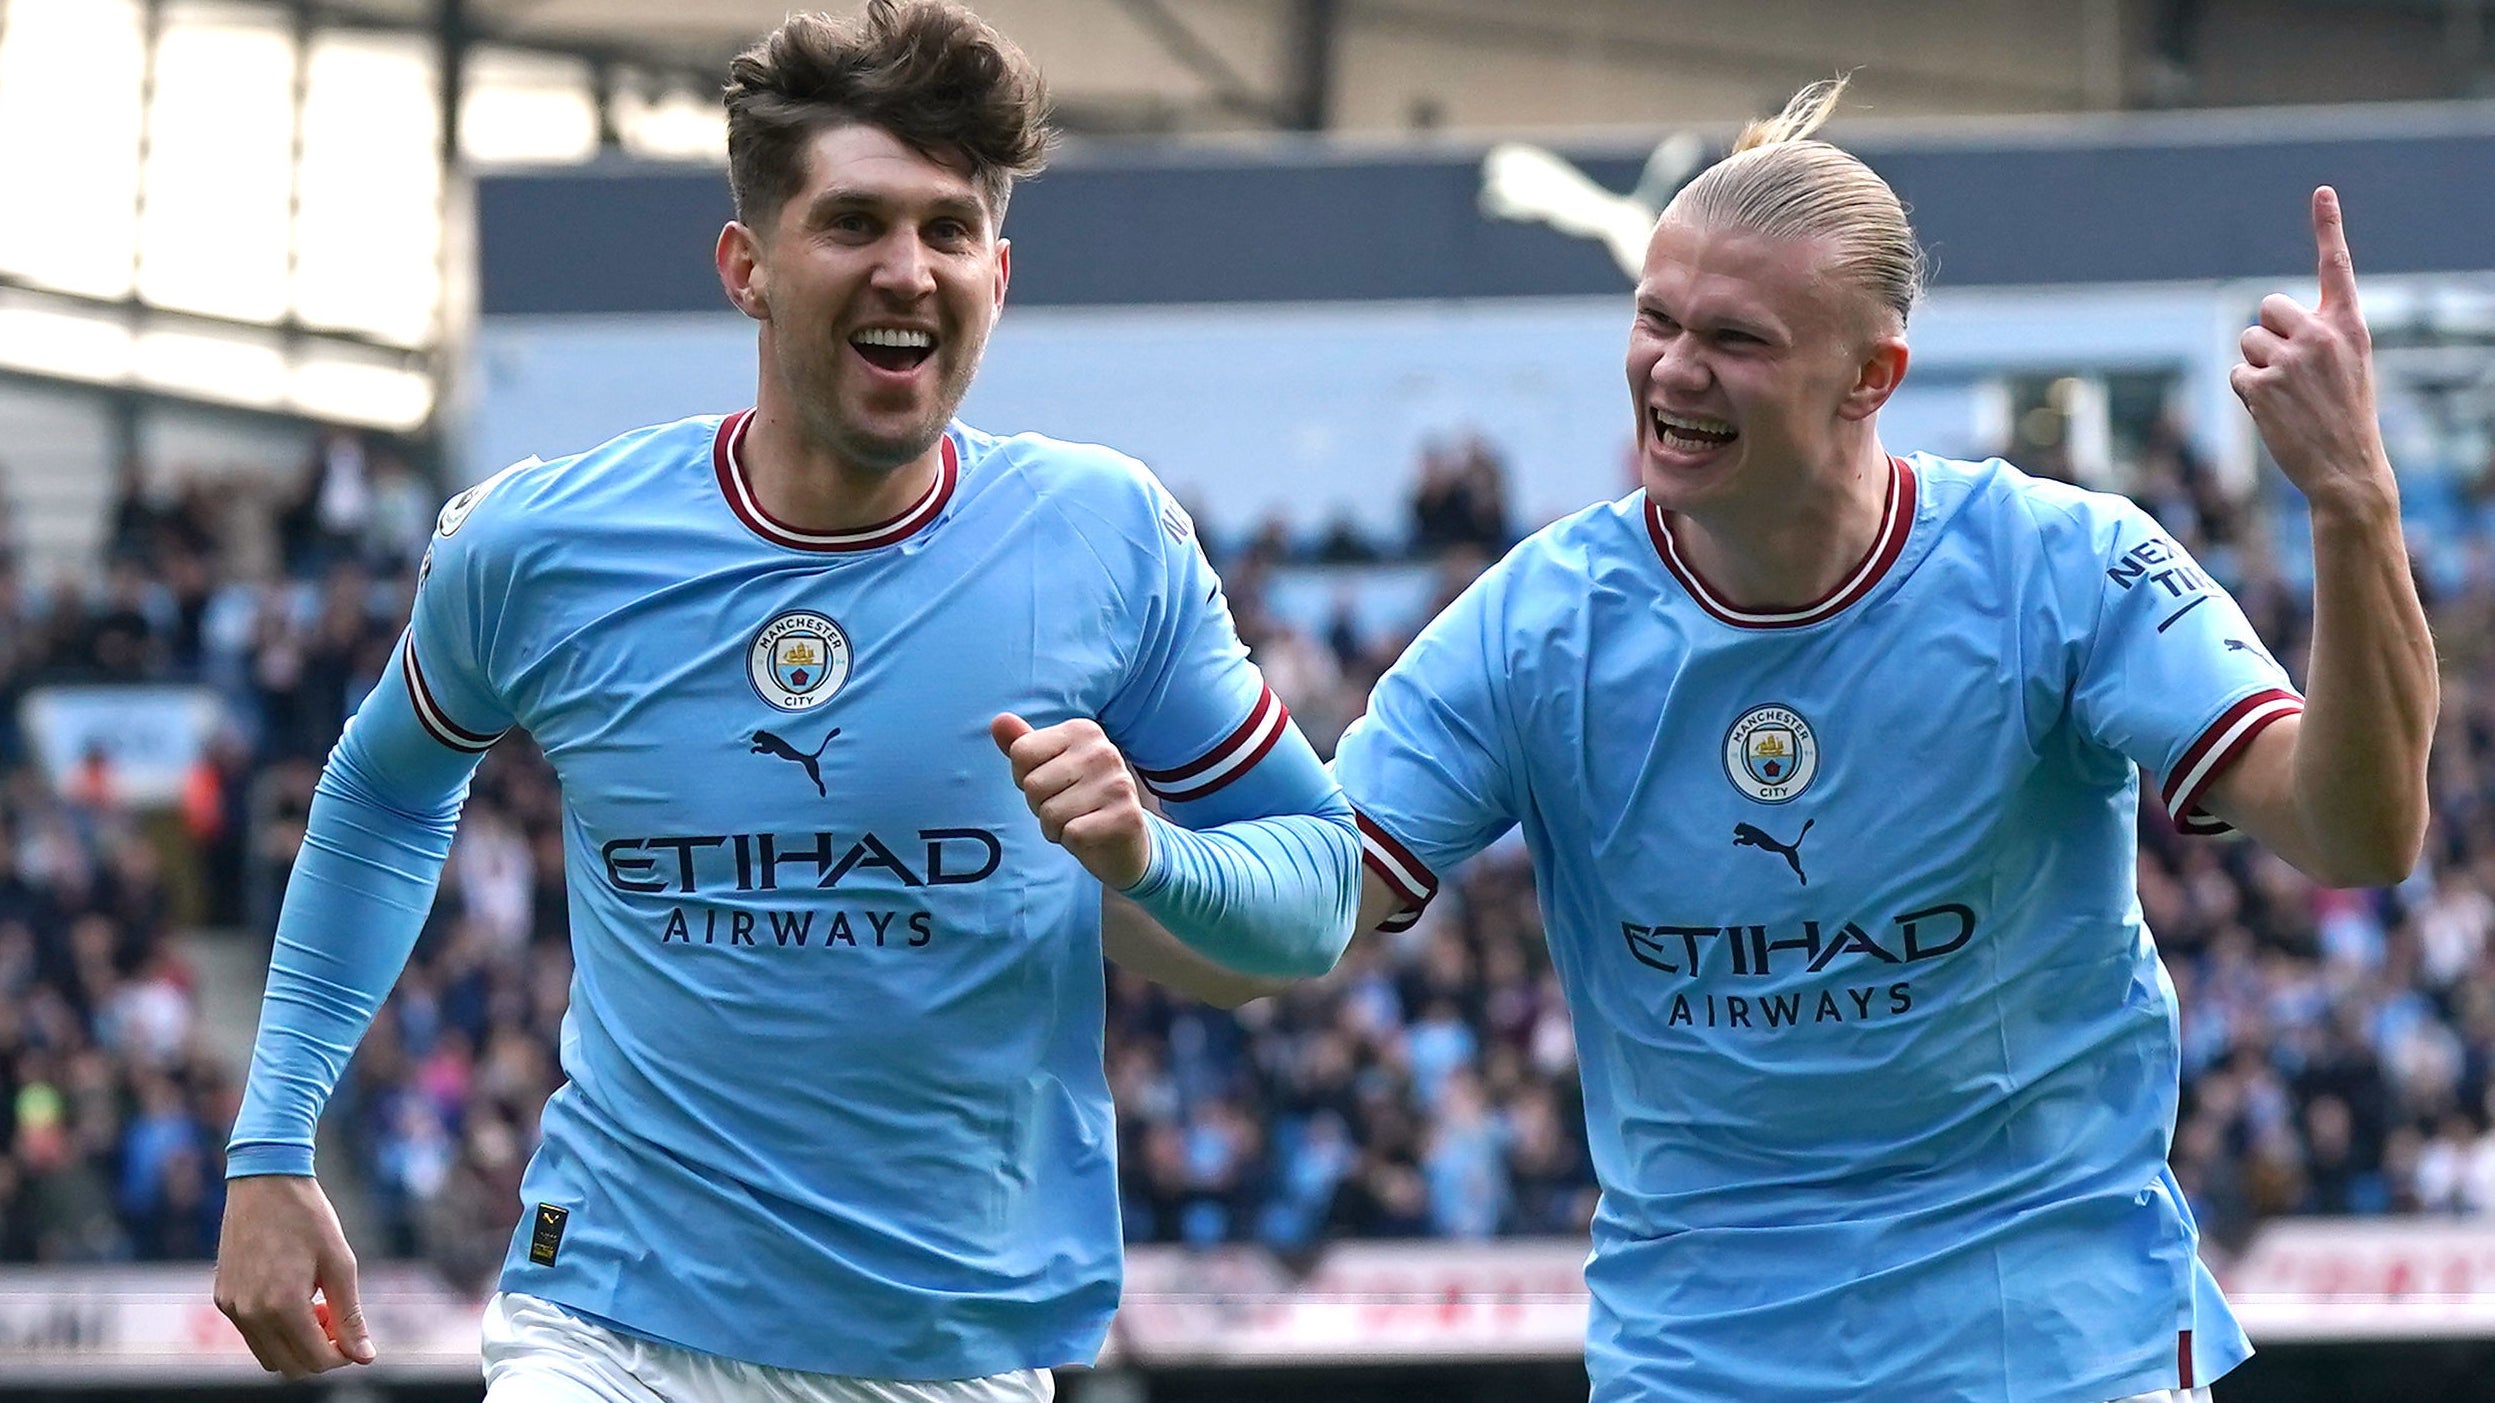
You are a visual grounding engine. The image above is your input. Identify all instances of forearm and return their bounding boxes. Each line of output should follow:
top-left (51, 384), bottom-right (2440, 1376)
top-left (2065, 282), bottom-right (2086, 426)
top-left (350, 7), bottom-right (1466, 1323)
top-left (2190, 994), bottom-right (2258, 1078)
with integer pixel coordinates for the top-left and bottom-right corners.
top-left (228, 711), bottom-right (476, 1175)
top-left (2295, 485), bottom-right (2438, 876)
top-left (1121, 810), bottom-right (1359, 980)
top-left (1100, 892), bottom-right (1296, 1007)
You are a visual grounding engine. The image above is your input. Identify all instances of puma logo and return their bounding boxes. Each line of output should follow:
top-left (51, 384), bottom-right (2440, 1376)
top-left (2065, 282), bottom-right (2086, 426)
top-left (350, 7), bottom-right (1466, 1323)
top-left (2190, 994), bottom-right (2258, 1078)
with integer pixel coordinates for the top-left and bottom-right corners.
top-left (1479, 133), bottom-right (1706, 279)
top-left (1732, 819), bottom-right (1813, 885)
top-left (750, 727), bottom-right (840, 796)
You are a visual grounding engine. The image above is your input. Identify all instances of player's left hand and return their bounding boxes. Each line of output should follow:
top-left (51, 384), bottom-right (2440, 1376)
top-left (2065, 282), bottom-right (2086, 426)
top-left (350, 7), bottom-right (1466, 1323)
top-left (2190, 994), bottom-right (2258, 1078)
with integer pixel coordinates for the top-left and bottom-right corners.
top-left (991, 714), bottom-right (1152, 890)
top-left (2230, 186), bottom-right (2396, 512)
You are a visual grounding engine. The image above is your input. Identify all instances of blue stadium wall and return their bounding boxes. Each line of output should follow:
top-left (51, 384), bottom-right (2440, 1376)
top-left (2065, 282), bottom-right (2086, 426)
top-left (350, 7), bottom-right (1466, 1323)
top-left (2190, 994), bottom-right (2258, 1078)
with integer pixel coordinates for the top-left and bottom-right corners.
top-left (467, 104), bottom-right (2495, 538)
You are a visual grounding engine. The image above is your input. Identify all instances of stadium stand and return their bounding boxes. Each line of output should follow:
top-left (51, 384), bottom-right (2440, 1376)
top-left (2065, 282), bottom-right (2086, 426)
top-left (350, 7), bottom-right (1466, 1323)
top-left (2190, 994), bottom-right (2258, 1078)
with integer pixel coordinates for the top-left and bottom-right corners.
top-left (2, 420), bottom-right (2490, 1283)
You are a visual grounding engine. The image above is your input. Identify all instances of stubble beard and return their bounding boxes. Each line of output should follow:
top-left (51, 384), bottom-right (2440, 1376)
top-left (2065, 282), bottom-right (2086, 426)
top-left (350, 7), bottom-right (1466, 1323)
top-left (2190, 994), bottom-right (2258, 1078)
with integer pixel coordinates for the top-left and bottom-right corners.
top-left (781, 324), bottom-right (987, 477)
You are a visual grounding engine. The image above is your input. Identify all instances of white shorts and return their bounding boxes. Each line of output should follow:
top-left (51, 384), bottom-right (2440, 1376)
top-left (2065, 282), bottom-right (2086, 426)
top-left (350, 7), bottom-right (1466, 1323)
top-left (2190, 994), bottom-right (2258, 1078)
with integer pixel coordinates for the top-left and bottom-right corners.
top-left (480, 1291), bottom-right (1057, 1403)
top-left (2112, 1391), bottom-right (2214, 1403)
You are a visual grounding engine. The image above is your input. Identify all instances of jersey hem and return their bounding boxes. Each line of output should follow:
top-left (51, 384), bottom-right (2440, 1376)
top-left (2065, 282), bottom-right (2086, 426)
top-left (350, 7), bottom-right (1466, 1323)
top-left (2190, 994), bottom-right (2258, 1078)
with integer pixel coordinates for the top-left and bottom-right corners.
top-left (2161, 686), bottom-right (2303, 835)
top-left (496, 1273), bottom-right (1106, 1381)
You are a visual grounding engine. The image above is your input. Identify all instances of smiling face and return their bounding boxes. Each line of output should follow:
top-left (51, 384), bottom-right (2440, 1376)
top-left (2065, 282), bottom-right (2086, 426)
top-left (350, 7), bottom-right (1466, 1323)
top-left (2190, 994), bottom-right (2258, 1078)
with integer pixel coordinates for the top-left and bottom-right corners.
top-left (721, 121), bottom-right (1009, 476)
top-left (1626, 216), bottom-right (1906, 517)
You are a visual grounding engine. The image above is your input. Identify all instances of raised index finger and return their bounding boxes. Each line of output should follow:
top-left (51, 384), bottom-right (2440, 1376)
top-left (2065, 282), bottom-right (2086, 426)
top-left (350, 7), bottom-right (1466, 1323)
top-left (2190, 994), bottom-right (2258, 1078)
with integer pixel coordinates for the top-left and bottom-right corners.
top-left (2312, 186), bottom-right (2360, 318)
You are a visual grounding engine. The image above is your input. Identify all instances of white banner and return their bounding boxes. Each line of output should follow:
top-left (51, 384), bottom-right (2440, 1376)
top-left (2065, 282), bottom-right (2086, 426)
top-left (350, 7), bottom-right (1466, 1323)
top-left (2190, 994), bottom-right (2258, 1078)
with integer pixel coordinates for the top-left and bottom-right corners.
top-left (1108, 1240), bottom-right (1591, 1365)
top-left (2223, 1218), bottom-right (2495, 1341)
top-left (0, 1265), bottom-right (479, 1383)
top-left (19, 684), bottom-right (226, 808)
top-left (8, 1224), bottom-right (2495, 1380)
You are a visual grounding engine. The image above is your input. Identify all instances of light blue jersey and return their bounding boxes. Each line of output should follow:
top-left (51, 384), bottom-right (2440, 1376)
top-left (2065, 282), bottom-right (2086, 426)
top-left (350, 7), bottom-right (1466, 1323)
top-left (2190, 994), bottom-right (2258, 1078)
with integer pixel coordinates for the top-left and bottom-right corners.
top-left (229, 411), bottom-right (1353, 1377)
top-left (1335, 454), bottom-right (2295, 1403)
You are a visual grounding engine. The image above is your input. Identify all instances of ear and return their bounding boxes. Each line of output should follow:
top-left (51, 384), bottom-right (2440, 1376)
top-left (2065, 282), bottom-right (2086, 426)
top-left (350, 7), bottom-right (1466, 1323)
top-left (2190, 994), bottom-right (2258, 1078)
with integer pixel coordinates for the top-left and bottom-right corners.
top-left (994, 238), bottom-right (1012, 312)
top-left (1838, 332), bottom-right (1909, 422)
top-left (717, 222), bottom-right (769, 321)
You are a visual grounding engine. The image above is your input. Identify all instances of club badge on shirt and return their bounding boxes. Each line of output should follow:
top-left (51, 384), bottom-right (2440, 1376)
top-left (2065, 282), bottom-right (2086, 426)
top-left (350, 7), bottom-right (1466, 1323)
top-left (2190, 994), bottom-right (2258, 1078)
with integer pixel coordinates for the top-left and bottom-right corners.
top-left (1724, 703), bottom-right (1819, 804)
top-left (749, 610), bottom-right (853, 712)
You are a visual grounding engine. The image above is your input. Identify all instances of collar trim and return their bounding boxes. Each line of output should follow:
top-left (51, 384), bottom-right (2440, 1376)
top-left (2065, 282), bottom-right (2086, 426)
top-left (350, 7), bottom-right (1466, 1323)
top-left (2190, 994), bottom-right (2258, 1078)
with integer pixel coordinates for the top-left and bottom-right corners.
top-left (711, 409), bottom-right (957, 553)
top-left (1646, 457), bottom-right (1917, 629)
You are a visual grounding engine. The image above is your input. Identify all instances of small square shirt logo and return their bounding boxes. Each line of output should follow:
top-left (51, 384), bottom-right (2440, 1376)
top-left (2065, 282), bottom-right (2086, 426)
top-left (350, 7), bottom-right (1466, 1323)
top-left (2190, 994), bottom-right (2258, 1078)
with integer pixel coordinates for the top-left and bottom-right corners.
top-left (528, 1203), bottom-right (569, 1266)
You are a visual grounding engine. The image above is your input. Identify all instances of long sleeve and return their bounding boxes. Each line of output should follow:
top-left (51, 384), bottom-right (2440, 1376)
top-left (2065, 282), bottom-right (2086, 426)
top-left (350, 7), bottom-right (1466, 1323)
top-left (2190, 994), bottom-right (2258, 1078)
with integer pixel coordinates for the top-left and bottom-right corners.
top-left (226, 466), bottom-right (525, 1177)
top-left (224, 632), bottom-right (498, 1176)
top-left (1120, 804), bottom-right (1358, 980)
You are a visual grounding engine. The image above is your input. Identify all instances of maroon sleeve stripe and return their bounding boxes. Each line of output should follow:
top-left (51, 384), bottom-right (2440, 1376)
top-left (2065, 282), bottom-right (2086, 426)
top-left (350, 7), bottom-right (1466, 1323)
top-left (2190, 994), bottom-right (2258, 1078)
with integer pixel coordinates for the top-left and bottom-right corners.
top-left (1356, 810), bottom-right (1439, 916)
top-left (2160, 687), bottom-right (2302, 834)
top-left (1138, 684), bottom-right (1288, 802)
top-left (403, 637), bottom-right (505, 754)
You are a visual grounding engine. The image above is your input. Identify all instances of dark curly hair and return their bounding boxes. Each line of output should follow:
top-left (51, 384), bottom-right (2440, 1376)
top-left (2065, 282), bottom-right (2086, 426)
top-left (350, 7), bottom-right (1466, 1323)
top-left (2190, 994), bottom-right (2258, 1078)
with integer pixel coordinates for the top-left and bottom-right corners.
top-left (724, 1), bottom-right (1054, 230)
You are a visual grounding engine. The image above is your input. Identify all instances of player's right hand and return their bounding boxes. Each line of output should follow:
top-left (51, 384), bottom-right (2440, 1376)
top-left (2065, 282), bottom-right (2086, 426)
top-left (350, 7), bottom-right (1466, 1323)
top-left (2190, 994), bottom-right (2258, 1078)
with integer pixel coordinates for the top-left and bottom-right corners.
top-left (212, 1173), bottom-right (375, 1379)
top-left (991, 713), bottom-right (1154, 890)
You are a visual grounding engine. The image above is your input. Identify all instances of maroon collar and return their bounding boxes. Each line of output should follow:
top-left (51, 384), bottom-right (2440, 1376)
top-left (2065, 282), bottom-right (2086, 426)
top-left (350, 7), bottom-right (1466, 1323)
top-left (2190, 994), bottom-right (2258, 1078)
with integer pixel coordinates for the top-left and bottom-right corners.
top-left (1646, 457), bottom-right (1917, 629)
top-left (711, 408), bottom-right (957, 553)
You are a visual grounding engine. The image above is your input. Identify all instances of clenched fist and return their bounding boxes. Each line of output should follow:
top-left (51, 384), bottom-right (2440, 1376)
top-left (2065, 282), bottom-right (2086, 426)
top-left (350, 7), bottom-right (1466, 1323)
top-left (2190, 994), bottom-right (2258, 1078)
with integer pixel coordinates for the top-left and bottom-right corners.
top-left (991, 714), bottom-right (1153, 890)
top-left (2230, 187), bottom-right (2395, 515)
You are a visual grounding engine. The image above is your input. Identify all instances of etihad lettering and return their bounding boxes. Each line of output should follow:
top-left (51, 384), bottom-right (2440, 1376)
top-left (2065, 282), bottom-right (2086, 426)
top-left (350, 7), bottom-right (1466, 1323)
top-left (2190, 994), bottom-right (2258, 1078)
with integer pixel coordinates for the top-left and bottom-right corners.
top-left (602, 828), bottom-right (1002, 894)
top-left (1619, 903), bottom-right (1976, 978)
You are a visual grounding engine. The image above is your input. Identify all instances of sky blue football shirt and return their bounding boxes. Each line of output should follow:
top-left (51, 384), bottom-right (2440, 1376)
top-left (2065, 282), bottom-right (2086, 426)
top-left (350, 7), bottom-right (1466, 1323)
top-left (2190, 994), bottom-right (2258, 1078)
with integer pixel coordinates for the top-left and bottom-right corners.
top-left (229, 411), bottom-right (1351, 1378)
top-left (1335, 454), bottom-right (2295, 1403)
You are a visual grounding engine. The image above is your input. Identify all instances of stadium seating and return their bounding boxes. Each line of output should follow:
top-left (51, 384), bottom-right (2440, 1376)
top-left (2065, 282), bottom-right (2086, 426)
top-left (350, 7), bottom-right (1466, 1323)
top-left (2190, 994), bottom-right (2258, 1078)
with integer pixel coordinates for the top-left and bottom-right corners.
top-left (3, 431), bottom-right (2491, 1277)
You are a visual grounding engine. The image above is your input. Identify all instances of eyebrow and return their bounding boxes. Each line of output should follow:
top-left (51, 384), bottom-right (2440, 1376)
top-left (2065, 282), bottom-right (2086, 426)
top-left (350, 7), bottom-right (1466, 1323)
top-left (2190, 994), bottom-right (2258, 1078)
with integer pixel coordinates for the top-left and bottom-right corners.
top-left (801, 186), bottom-right (989, 228)
top-left (1638, 297), bottom-right (1779, 342)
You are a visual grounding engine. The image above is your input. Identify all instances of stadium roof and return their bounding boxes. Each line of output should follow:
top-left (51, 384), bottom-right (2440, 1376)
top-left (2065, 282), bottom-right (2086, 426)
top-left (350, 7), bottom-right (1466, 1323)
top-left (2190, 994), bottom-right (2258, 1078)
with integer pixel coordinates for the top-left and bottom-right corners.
top-left (329, 1), bottom-right (836, 67)
top-left (320, 0), bottom-right (1375, 133)
top-left (316, 0), bottom-right (2495, 138)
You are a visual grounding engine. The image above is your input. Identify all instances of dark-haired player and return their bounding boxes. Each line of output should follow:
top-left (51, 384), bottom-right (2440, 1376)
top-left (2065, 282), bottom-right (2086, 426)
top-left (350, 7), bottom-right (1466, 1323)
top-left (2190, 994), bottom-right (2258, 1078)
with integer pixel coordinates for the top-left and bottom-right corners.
top-left (214, 5), bottom-right (1359, 1398)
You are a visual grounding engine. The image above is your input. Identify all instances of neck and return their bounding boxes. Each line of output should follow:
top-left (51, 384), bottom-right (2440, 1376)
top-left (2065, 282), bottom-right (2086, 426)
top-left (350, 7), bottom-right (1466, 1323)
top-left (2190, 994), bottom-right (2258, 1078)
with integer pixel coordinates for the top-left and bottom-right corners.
top-left (738, 401), bottom-right (942, 534)
top-left (1666, 437), bottom-right (1895, 612)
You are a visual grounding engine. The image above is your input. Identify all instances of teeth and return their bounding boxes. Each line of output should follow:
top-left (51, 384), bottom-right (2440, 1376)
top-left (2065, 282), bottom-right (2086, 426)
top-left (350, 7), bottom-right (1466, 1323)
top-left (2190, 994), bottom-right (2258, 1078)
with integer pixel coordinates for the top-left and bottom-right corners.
top-left (852, 328), bottom-right (932, 348)
top-left (1655, 410), bottom-right (1734, 436)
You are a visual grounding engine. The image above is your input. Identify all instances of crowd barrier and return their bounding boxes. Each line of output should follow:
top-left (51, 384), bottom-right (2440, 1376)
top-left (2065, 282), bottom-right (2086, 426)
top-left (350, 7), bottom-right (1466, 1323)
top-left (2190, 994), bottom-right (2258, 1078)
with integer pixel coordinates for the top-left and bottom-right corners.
top-left (8, 1222), bottom-right (2494, 1395)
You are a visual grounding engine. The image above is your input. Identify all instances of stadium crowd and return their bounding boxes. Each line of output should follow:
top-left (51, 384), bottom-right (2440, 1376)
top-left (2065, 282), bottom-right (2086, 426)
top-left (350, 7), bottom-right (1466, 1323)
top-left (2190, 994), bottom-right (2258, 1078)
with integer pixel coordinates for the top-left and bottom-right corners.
top-left (0, 421), bottom-right (2490, 1276)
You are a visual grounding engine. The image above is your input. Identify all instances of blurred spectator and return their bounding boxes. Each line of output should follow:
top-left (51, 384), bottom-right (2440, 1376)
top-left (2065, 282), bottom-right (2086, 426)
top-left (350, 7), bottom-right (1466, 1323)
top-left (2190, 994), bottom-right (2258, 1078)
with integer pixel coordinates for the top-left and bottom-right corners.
top-left (282, 430), bottom-right (374, 574)
top-left (1410, 435), bottom-right (1513, 556)
top-left (18, 412), bottom-right (2495, 1285)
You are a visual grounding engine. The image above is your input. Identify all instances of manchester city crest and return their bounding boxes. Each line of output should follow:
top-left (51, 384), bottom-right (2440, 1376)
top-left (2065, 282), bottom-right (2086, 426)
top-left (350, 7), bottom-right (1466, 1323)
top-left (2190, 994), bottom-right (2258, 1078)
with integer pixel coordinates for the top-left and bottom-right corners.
top-left (747, 610), bottom-right (853, 712)
top-left (1723, 703), bottom-right (1818, 803)
top-left (435, 456), bottom-right (537, 537)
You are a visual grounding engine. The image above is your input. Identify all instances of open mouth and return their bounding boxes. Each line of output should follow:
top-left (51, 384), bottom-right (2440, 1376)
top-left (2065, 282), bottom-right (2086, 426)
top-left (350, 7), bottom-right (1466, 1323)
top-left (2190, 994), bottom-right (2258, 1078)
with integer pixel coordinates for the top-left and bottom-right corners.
top-left (1651, 408), bottom-right (1737, 452)
top-left (850, 326), bottom-right (936, 373)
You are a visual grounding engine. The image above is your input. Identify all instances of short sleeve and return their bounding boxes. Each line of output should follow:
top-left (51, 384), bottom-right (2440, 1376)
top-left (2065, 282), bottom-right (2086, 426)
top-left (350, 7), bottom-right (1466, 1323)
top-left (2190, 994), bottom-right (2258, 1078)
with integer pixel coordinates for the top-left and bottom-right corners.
top-left (1331, 565), bottom-right (1525, 930)
top-left (2068, 502), bottom-right (2302, 835)
top-left (401, 462), bottom-right (527, 750)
